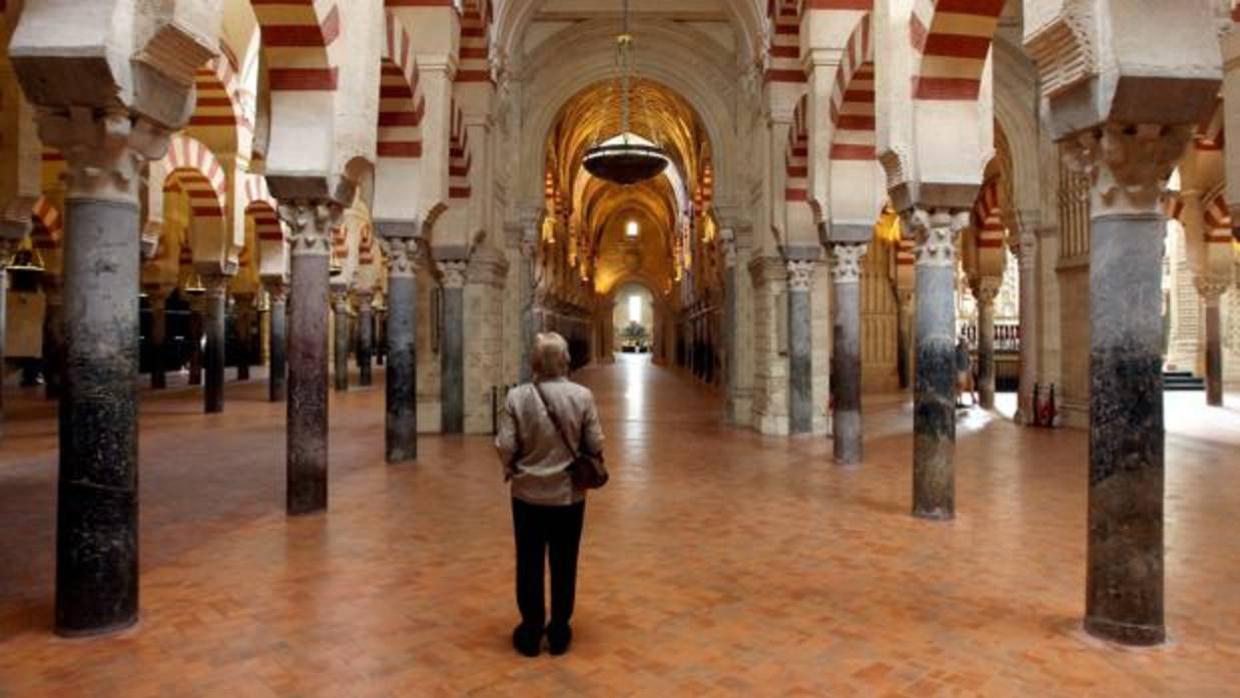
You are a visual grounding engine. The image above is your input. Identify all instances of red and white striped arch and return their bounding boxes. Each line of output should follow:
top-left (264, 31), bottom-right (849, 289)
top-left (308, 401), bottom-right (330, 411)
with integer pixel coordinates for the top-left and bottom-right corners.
top-left (1195, 96), bottom-right (1224, 152)
top-left (449, 100), bottom-right (472, 200)
top-left (30, 196), bottom-right (62, 251)
top-left (244, 174), bottom-right (283, 244)
top-left (971, 176), bottom-right (1007, 250)
top-left (159, 135), bottom-right (228, 219)
top-left (378, 11), bottom-right (425, 159)
top-left (766, 0), bottom-right (803, 84)
top-left (785, 96), bottom-right (808, 202)
top-left (829, 12), bottom-right (875, 161)
top-left (456, 0), bottom-right (493, 84)
top-left (1204, 188), bottom-right (1234, 244)
top-left (910, 0), bottom-right (1004, 100)
top-left (251, 0), bottom-right (341, 91)
top-left (358, 221), bottom-right (376, 267)
top-left (331, 224), bottom-right (347, 261)
top-left (190, 55), bottom-right (249, 144)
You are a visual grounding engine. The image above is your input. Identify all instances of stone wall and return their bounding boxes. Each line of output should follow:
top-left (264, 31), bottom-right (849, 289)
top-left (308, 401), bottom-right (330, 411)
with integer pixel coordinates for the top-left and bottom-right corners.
top-left (748, 255), bottom-right (788, 435)
top-left (810, 261), bottom-right (830, 435)
top-left (416, 267), bottom-right (442, 433)
top-left (463, 249), bottom-right (508, 434)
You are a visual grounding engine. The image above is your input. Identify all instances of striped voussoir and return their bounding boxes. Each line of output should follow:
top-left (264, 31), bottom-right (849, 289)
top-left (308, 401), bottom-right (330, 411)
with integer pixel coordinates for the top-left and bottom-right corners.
top-left (972, 177), bottom-right (1006, 249)
top-left (244, 175), bottom-right (283, 244)
top-left (785, 97), bottom-right (808, 202)
top-left (910, 0), bottom-right (1004, 101)
top-left (378, 11), bottom-right (426, 159)
top-left (160, 135), bottom-right (228, 219)
top-left (766, 0), bottom-right (804, 84)
top-left (30, 196), bottom-right (63, 251)
top-left (1204, 187), bottom-right (1234, 244)
top-left (456, 0), bottom-right (492, 84)
top-left (449, 100), bottom-right (472, 200)
top-left (251, 0), bottom-right (341, 91)
top-left (830, 12), bottom-right (876, 162)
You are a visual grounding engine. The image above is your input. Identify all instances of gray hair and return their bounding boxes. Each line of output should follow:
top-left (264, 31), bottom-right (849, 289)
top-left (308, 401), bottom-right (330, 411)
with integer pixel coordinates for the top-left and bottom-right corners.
top-left (531, 332), bottom-right (570, 379)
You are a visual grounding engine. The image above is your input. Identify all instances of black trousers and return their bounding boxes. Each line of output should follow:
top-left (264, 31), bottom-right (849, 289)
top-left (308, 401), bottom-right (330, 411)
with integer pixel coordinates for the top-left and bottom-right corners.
top-left (512, 498), bottom-right (586, 630)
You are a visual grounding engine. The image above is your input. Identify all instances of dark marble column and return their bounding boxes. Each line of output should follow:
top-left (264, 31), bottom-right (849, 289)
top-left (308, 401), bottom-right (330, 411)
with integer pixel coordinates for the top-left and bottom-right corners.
top-left (973, 278), bottom-right (1000, 410)
top-left (201, 273), bottom-right (228, 414)
top-left (148, 287), bottom-right (169, 389)
top-left (1197, 278), bottom-right (1227, 407)
top-left (786, 260), bottom-right (815, 435)
top-left (374, 308), bottom-right (385, 366)
top-left (282, 201), bottom-right (337, 516)
top-left (187, 294), bottom-right (204, 385)
top-left (830, 243), bottom-right (868, 465)
top-left (264, 281), bottom-right (288, 402)
top-left (356, 291), bottom-right (374, 387)
top-left (379, 233), bottom-right (419, 462)
top-left (234, 294), bottom-right (253, 381)
top-left (42, 277), bottom-right (65, 400)
top-left (440, 260), bottom-right (467, 434)
top-left (906, 209), bottom-right (966, 521)
top-left (332, 284), bottom-right (350, 392)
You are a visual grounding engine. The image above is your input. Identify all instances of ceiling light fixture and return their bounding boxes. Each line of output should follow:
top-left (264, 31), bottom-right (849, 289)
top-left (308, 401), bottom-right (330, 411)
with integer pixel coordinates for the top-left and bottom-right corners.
top-left (581, 0), bottom-right (669, 186)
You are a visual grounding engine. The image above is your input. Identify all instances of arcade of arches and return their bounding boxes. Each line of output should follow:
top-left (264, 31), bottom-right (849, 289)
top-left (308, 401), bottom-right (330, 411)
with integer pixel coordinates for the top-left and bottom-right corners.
top-left (2, 0), bottom-right (1240, 694)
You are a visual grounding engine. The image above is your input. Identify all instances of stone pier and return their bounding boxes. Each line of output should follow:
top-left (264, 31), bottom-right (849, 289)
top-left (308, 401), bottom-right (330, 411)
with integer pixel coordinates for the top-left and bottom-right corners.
top-left (332, 283), bottom-right (350, 392)
top-left (356, 291), bottom-right (373, 387)
top-left (148, 287), bottom-right (168, 390)
top-left (235, 294), bottom-right (253, 381)
top-left (265, 281), bottom-right (287, 402)
top-left (786, 259), bottom-right (815, 435)
top-left (1197, 277), bottom-right (1228, 407)
top-left (440, 260), bottom-right (467, 434)
top-left (973, 277), bottom-right (1000, 410)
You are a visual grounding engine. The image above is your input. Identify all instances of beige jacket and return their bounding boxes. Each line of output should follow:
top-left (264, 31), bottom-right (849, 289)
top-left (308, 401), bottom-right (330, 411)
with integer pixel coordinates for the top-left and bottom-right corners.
top-left (495, 378), bottom-right (605, 506)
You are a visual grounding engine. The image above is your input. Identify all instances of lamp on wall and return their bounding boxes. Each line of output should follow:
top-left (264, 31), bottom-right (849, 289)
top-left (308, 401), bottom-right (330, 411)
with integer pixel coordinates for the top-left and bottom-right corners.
top-left (581, 0), bottom-right (669, 186)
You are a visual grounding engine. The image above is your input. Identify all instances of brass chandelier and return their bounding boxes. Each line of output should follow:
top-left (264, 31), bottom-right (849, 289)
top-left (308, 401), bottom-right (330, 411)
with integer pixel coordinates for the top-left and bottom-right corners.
top-left (581, 0), bottom-right (669, 185)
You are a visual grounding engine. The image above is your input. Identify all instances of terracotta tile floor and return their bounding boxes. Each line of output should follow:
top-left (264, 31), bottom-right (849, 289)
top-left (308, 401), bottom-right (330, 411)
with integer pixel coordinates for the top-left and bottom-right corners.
top-left (2, 355), bottom-right (1240, 697)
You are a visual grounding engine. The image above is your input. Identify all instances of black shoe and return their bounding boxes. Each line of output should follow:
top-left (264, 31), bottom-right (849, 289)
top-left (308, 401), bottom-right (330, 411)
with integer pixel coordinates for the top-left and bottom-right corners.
top-left (546, 623), bottom-right (572, 655)
top-left (512, 623), bottom-right (541, 657)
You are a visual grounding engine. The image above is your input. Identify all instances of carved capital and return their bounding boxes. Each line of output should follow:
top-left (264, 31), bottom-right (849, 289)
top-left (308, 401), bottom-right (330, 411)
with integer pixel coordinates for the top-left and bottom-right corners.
top-left (786, 260), bottom-right (816, 292)
top-left (201, 272), bottom-right (230, 300)
top-left (37, 107), bottom-right (172, 202)
top-left (380, 236), bottom-right (423, 278)
top-left (1061, 123), bottom-right (1194, 217)
top-left (279, 199), bottom-right (342, 257)
top-left (331, 285), bottom-right (351, 307)
top-left (1195, 275), bottom-right (1231, 304)
top-left (903, 208), bottom-right (968, 268)
top-left (263, 279), bottom-right (288, 304)
top-left (972, 277), bottom-right (1002, 306)
top-left (440, 260), bottom-right (468, 289)
top-left (829, 243), bottom-right (869, 284)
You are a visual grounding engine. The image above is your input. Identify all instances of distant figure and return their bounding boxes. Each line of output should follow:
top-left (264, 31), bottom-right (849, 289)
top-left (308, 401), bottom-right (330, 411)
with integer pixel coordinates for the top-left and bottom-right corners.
top-left (495, 332), bottom-right (605, 657)
top-left (956, 334), bottom-right (977, 407)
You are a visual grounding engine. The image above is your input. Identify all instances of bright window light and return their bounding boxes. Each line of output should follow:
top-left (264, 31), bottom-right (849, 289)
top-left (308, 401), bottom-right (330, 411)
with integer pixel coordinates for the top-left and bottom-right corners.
top-left (628, 295), bottom-right (641, 323)
top-left (625, 221), bottom-right (639, 239)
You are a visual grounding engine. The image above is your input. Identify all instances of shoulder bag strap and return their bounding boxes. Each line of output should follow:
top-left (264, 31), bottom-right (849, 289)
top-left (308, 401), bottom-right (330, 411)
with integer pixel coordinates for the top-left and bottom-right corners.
top-left (532, 382), bottom-right (578, 458)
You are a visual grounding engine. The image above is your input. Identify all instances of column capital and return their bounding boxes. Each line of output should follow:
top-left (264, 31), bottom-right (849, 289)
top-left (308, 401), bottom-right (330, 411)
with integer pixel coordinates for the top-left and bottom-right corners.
top-left (279, 199), bottom-right (343, 257)
top-left (37, 108), bottom-right (172, 202)
top-left (1195, 275), bottom-right (1231, 304)
top-left (972, 276), bottom-right (1002, 306)
top-left (379, 236), bottom-right (425, 278)
top-left (903, 207), bottom-right (968, 268)
top-left (829, 242), bottom-right (869, 284)
top-left (262, 278), bottom-right (288, 303)
top-left (200, 272), bottom-right (230, 300)
top-left (330, 283), bottom-right (350, 306)
top-left (786, 259), bottom-right (816, 292)
top-left (1061, 123), bottom-right (1194, 217)
top-left (440, 260), bottom-right (468, 289)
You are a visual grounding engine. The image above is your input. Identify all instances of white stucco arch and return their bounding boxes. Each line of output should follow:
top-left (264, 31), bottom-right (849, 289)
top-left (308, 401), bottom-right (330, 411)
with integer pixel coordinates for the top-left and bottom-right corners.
top-left (991, 34), bottom-right (1041, 220)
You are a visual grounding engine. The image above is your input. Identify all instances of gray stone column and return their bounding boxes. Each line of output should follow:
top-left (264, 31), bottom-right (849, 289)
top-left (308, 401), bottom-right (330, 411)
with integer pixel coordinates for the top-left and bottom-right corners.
top-left (187, 293), bottom-right (204, 385)
top-left (905, 209), bottom-right (967, 521)
top-left (42, 277), bottom-right (65, 400)
top-left (355, 290), bottom-right (374, 387)
top-left (148, 287), bottom-right (169, 389)
top-left (1196, 277), bottom-right (1228, 407)
top-left (1066, 124), bottom-right (1195, 647)
top-left (723, 242), bottom-right (739, 421)
top-left (44, 111), bottom-right (171, 636)
top-left (440, 260), bottom-right (467, 434)
top-left (973, 277), bottom-right (1000, 410)
top-left (201, 273), bottom-right (228, 414)
top-left (264, 280), bottom-right (287, 402)
top-left (830, 243), bottom-right (868, 464)
top-left (331, 283), bottom-right (350, 392)
top-left (1012, 230), bottom-right (1039, 424)
top-left (378, 232), bottom-right (420, 462)
top-left (234, 294), bottom-right (254, 381)
top-left (281, 200), bottom-right (338, 516)
top-left (786, 260), bottom-right (815, 434)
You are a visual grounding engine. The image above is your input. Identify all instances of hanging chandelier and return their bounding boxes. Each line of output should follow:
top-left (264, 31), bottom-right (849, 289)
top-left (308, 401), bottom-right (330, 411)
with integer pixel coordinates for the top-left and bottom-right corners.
top-left (582, 0), bottom-right (669, 186)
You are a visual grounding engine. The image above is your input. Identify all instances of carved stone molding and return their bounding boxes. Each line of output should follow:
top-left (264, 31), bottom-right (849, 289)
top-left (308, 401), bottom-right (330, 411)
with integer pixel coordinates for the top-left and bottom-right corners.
top-left (903, 208), bottom-right (968, 268)
top-left (36, 107), bottom-right (172, 202)
top-left (829, 243), bottom-right (869, 284)
top-left (380, 236), bottom-right (423, 278)
top-left (279, 200), bottom-right (341, 257)
top-left (1061, 123), bottom-right (1194, 217)
top-left (786, 260), bottom-right (816, 293)
top-left (440, 260), bottom-right (468, 289)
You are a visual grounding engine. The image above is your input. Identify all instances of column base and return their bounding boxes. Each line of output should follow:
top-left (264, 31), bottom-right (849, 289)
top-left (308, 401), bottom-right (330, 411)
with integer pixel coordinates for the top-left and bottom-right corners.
top-left (55, 615), bottom-right (138, 639)
top-left (1084, 616), bottom-right (1165, 647)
